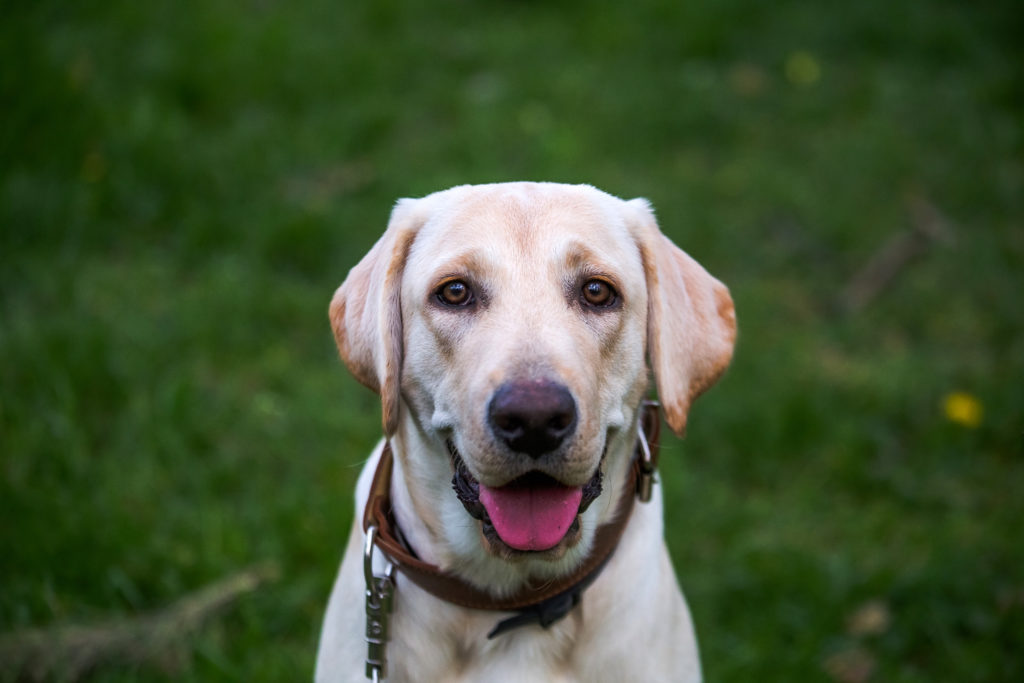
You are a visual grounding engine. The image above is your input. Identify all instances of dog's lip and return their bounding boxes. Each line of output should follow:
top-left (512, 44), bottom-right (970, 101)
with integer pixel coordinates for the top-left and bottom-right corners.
top-left (445, 439), bottom-right (599, 489)
top-left (447, 439), bottom-right (604, 531)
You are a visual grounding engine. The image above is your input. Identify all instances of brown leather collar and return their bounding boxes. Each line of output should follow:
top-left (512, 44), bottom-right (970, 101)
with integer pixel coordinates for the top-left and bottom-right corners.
top-left (361, 402), bottom-right (661, 627)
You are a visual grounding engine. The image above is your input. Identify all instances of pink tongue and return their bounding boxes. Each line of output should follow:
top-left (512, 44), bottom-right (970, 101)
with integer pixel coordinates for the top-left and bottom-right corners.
top-left (478, 481), bottom-right (583, 551)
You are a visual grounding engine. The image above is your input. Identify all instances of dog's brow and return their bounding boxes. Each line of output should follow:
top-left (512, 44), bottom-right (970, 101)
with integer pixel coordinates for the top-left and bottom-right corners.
top-left (562, 241), bottom-right (619, 278)
top-left (426, 250), bottom-right (492, 284)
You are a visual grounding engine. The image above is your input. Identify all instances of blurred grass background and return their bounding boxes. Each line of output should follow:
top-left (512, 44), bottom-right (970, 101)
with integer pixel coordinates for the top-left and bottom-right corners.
top-left (2, 0), bottom-right (1022, 680)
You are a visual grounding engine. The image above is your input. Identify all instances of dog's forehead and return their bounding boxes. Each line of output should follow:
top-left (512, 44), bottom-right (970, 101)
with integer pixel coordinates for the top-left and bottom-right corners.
top-left (407, 183), bottom-right (639, 273)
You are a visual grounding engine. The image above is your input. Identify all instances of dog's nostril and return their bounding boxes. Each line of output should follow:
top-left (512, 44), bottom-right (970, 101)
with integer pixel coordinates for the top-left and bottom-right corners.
top-left (549, 415), bottom-right (571, 431)
top-left (488, 380), bottom-right (578, 458)
top-left (493, 415), bottom-right (524, 435)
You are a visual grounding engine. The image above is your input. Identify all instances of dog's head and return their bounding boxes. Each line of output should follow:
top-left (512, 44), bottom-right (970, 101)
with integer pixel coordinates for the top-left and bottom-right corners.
top-left (330, 183), bottom-right (735, 585)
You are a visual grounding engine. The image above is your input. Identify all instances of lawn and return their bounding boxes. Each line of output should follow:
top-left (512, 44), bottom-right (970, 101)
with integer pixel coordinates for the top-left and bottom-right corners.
top-left (2, 0), bottom-right (1022, 680)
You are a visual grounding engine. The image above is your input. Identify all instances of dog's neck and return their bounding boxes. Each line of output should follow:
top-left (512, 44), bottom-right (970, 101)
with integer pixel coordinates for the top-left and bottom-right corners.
top-left (387, 426), bottom-right (451, 567)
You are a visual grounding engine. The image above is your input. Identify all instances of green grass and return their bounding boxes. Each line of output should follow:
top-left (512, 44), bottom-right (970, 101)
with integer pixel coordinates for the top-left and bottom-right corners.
top-left (2, 0), bottom-right (1022, 680)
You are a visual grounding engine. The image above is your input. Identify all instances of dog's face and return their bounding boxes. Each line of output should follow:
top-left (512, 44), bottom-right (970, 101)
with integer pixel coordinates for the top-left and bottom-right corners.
top-left (399, 188), bottom-right (651, 558)
top-left (331, 183), bottom-right (735, 585)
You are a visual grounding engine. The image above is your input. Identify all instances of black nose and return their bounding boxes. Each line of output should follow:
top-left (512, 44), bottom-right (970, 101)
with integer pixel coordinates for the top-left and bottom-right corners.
top-left (487, 380), bottom-right (578, 458)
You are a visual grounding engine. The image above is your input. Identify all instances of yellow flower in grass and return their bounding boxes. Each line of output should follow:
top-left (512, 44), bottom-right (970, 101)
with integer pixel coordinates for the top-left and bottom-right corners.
top-left (943, 392), bottom-right (983, 428)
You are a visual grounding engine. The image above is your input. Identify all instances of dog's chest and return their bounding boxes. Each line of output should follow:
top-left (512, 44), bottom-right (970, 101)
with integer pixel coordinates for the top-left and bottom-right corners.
top-left (388, 602), bottom-right (584, 682)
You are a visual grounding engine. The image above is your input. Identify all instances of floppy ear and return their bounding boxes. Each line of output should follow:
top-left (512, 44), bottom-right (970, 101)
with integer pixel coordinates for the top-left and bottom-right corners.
top-left (329, 199), bottom-right (423, 436)
top-left (627, 199), bottom-right (737, 436)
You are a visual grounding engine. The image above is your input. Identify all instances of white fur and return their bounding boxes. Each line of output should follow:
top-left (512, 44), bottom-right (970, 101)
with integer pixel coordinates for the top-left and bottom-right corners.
top-left (316, 183), bottom-right (735, 682)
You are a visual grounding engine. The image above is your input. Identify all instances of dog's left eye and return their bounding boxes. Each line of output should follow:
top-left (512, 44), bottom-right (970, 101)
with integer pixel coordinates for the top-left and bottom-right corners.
top-left (581, 279), bottom-right (618, 308)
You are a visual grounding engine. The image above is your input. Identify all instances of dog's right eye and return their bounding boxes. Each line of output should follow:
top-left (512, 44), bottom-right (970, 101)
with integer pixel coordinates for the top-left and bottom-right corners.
top-left (436, 280), bottom-right (474, 307)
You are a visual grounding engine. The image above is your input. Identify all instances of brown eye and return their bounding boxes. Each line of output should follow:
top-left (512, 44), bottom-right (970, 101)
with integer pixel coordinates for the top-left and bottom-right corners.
top-left (581, 279), bottom-right (617, 307)
top-left (437, 280), bottom-right (473, 307)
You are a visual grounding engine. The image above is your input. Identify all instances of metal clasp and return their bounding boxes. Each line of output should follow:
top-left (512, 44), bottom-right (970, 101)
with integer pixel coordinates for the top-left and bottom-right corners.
top-left (636, 402), bottom-right (659, 503)
top-left (364, 526), bottom-right (395, 682)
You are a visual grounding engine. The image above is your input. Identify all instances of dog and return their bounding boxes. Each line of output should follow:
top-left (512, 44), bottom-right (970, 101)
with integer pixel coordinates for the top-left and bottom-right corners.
top-left (315, 182), bottom-right (735, 682)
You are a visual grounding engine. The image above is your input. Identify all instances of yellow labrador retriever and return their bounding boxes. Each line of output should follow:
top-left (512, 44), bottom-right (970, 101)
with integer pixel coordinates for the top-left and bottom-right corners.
top-left (315, 182), bottom-right (735, 682)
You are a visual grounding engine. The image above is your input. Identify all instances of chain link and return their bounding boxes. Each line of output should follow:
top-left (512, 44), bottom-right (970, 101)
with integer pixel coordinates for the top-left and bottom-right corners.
top-left (364, 527), bottom-right (395, 681)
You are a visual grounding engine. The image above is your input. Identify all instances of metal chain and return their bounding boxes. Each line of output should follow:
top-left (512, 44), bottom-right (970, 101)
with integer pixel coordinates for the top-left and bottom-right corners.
top-left (364, 526), bottom-right (395, 681)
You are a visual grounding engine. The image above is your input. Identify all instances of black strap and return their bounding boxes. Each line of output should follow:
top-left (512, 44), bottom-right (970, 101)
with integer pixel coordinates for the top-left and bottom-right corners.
top-left (486, 545), bottom-right (615, 638)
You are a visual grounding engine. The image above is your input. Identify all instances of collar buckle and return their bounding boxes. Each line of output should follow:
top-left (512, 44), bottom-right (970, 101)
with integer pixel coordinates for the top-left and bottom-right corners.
top-left (636, 400), bottom-right (661, 503)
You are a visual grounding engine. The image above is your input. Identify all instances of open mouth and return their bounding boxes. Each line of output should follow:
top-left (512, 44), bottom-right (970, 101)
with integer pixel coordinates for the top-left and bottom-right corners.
top-left (448, 441), bottom-right (603, 555)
